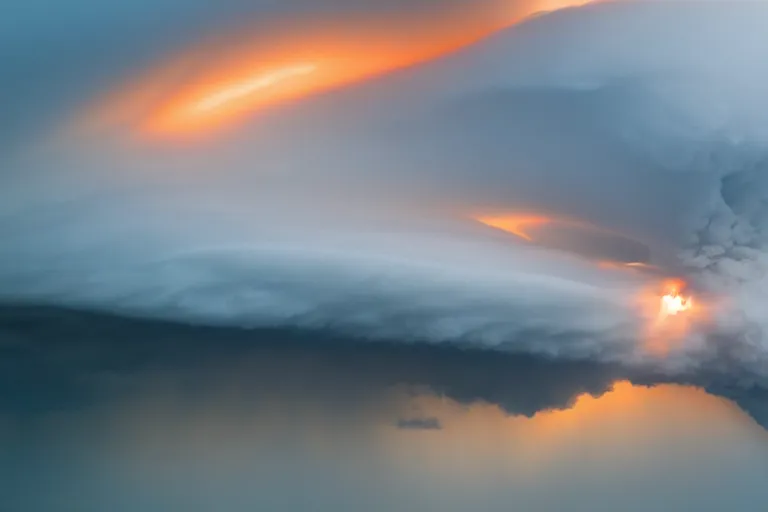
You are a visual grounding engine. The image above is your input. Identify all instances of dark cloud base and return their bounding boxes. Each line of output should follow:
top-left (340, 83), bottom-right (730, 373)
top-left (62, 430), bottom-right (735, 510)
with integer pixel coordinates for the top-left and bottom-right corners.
top-left (1, 302), bottom-right (766, 430)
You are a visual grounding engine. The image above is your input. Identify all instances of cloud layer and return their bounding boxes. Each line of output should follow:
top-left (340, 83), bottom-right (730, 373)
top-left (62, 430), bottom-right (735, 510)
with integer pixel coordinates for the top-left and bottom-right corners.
top-left (3, 1), bottom-right (768, 384)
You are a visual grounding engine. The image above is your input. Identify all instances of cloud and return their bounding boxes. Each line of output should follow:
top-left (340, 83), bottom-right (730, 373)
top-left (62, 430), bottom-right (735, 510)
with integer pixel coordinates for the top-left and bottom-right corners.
top-left (0, 304), bottom-right (628, 419)
top-left (3, 304), bottom-right (767, 432)
top-left (4, 1), bottom-right (768, 389)
top-left (396, 417), bottom-right (442, 430)
top-left (0, 0), bottom-right (528, 150)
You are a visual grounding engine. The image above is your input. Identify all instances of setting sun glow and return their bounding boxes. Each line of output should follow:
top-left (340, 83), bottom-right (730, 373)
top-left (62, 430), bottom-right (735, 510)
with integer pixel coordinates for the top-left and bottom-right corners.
top-left (192, 64), bottom-right (318, 113)
top-left (660, 291), bottom-right (692, 318)
top-left (75, 0), bottom-right (601, 138)
top-left (635, 278), bottom-right (707, 356)
top-left (658, 279), bottom-right (693, 319)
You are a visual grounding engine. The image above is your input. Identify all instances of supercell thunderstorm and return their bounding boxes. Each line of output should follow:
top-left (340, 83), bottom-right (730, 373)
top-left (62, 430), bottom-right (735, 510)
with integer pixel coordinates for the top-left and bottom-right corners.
top-left (2, 1), bottom-right (768, 385)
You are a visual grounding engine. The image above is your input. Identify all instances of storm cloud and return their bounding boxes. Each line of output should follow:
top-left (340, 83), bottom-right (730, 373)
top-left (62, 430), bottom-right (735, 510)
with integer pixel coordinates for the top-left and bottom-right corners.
top-left (3, 1), bottom-right (768, 387)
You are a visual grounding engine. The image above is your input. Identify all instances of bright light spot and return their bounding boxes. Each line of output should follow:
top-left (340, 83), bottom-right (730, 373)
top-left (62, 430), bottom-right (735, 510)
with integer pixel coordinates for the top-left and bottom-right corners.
top-left (660, 292), bottom-right (692, 317)
top-left (192, 64), bottom-right (318, 113)
top-left (658, 281), bottom-right (693, 319)
top-left (635, 278), bottom-right (705, 357)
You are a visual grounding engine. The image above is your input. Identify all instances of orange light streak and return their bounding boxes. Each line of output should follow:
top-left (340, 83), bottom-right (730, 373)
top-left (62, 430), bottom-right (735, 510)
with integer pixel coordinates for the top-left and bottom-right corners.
top-left (75, 0), bottom-right (601, 137)
top-left (474, 211), bottom-right (636, 246)
top-left (475, 214), bottom-right (553, 241)
top-left (193, 64), bottom-right (318, 113)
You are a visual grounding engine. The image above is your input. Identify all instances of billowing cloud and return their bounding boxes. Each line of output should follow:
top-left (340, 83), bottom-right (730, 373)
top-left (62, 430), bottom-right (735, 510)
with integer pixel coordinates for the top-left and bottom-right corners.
top-left (2, 304), bottom-right (767, 432)
top-left (3, 0), bottom-right (768, 390)
top-left (0, 304), bottom-right (629, 419)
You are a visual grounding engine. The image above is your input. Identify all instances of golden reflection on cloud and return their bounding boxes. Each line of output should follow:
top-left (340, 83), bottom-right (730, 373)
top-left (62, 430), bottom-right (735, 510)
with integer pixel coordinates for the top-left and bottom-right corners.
top-left (475, 213), bottom-right (553, 241)
top-left (474, 212), bottom-right (656, 270)
top-left (634, 278), bottom-right (716, 357)
top-left (474, 211), bottom-right (643, 249)
top-left (192, 64), bottom-right (319, 113)
top-left (376, 381), bottom-right (757, 479)
top-left (75, 0), bottom-right (603, 138)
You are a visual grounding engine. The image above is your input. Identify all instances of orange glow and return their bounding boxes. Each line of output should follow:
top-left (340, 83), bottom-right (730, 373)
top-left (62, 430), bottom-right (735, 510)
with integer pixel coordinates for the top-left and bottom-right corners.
top-left (75, 0), bottom-right (601, 137)
top-left (532, 0), bottom-right (597, 12)
top-left (141, 18), bottom-right (507, 135)
top-left (193, 64), bottom-right (318, 113)
top-left (658, 279), bottom-right (693, 319)
top-left (636, 278), bottom-right (709, 356)
top-left (375, 380), bottom-right (754, 479)
top-left (476, 213), bottom-right (663, 275)
top-left (660, 291), bottom-right (692, 317)
top-left (475, 214), bottom-right (553, 241)
top-left (476, 212), bottom-right (711, 355)
top-left (474, 211), bottom-right (636, 246)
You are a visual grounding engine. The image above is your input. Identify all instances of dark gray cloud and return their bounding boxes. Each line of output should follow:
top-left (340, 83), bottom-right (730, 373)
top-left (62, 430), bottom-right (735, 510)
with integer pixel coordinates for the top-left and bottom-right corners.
top-left (396, 417), bottom-right (442, 430)
top-left (1, 304), bottom-right (766, 432)
top-left (4, 307), bottom-right (768, 512)
top-left (0, 304), bottom-right (620, 418)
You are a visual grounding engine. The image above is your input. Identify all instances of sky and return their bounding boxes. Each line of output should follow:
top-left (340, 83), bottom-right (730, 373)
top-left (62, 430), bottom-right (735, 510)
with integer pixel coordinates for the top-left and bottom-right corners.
top-left (2, 312), bottom-right (768, 511)
top-left (3, 0), bottom-right (768, 391)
